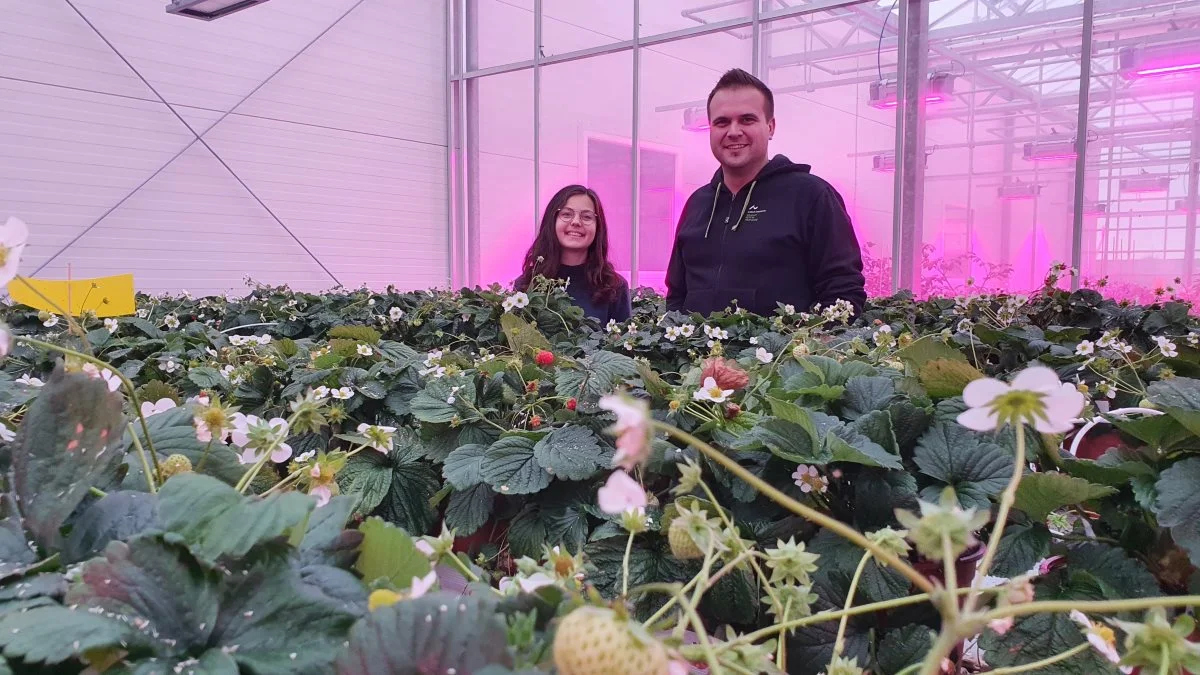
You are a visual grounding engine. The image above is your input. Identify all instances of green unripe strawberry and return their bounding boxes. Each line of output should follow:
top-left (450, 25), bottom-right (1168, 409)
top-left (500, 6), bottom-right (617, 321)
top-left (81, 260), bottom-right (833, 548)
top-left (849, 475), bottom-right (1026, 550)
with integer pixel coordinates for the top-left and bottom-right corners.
top-left (667, 517), bottom-right (704, 560)
top-left (159, 454), bottom-right (193, 481)
top-left (553, 606), bottom-right (669, 675)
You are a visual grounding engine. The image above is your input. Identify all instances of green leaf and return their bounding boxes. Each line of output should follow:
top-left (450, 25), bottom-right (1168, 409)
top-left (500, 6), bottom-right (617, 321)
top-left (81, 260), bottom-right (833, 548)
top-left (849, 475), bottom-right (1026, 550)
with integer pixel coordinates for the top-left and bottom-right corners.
top-left (337, 450), bottom-right (393, 516)
top-left (533, 425), bottom-right (606, 481)
top-left (0, 493), bottom-right (37, 577)
top-left (786, 620), bottom-right (871, 675)
top-left (1105, 414), bottom-right (1192, 449)
top-left (1065, 543), bottom-right (1160, 599)
top-left (828, 424), bottom-right (903, 469)
top-left (1154, 458), bottom-right (1200, 566)
top-left (1014, 473), bottom-right (1117, 521)
top-left (913, 422), bottom-right (1014, 509)
top-left (187, 366), bottom-right (224, 389)
top-left (852, 469), bottom-right (918, 531)
top-left (733, 417), bottom-right (829, 464)
top-left (554, 351), bottom-right (638, 405)
top-left (842, 376), bottom-right (899, 419)
top-left (157, 473), bottom-right (314, 564)
top-left (480, 437), bottom-right (552, 495)
top-left (443, 443), bottom-right (488, 489)
top-left (66, 536), bottom-right (219, 654)
top-left (1147, 377), bottom-right (1200, 410)
top-left (0, 605), bottom-right (143, 665)
top-left (990, 523), bottom-right (1051, 577)
top-left (584, 537), bottom-right (691, 620)
top-left (850, 410), bottom-right (899, 456)
top-left (12, 366), bottom-right (128, 551)
top-left (123, 407), bottom-right (245, 488)
top-left (334, 592), bottom-right (513, 674)
top-left (445, 484), bottom-right (494, 537)
top-left (299, 495), bottom-right (363, 569)
top-left (377, 460), bottom-right (439, 535)
top-left (233, 365), bottom-right (275, 406)
top-left (895, 335), bottom-right (968, 367)
top-left (410, 376), bottom-right (475, 424)
top-left (500, 312), bottom-right (553, 355)
top-left (356, 380), bottom-right (388, 400)
top-left (354, 517), bottom-right (432, 588)
top-left (698, 566), bottom-right (758, 625)
top-left (214, 556), bottom-right (358, 673)
top-left (979, 611), bottom-right (1119, 675)
top-left (877, 625), bottom-right (935, 675)
top-left (62, 490), bottom-right (159, 564)
top-left (507, 504), bottom-right (548, 558)
top-left (808, 529), bottom-right (910, 605)
top-left (918, 359), bottom-right (984, 398)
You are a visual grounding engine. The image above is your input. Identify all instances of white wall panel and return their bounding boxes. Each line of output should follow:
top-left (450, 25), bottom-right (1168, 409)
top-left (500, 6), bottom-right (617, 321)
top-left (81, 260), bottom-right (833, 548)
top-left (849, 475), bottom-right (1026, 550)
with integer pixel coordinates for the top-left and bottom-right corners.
top-left (0, 0), bottom-right (448, 297)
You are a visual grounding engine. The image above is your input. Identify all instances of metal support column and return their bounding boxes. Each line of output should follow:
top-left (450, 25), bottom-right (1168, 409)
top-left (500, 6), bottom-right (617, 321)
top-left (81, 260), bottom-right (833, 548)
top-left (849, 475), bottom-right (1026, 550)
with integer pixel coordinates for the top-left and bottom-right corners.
top-left (1185, 88), bottom-right (1200, 283)
top-left (751, 0), bottom-right (762, 77)
top-left (631, 1), bottom-right (641, 289)
top-left (892, 0), bottom-right (929, 292)
top-left (1000, 118), bottom-right (1014, 268)
top-left (465, 0), bottom-right (480, 288)
top-left (533, 0), bottom-right (542, 235)
top-left (1069, 0), bottom-right (1094, 289)
top-left (445, 0), bottom-right (456, 288)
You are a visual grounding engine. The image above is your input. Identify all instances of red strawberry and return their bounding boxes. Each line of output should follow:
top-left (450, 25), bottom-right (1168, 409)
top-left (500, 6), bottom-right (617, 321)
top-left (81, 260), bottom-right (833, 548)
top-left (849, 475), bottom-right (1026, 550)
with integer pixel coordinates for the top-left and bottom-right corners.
top-left (566, 398), bottom-right (577, 411)
top-left (536, 350), bottom-right (555, 366)
top-left (530, 415), bottom-right (543, 429)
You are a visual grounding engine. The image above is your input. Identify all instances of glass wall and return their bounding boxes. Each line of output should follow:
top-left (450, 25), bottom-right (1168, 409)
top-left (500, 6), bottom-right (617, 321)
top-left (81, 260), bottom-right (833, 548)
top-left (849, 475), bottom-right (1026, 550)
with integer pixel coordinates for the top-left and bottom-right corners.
top-left (453, 0), bottom-right (1200, 301)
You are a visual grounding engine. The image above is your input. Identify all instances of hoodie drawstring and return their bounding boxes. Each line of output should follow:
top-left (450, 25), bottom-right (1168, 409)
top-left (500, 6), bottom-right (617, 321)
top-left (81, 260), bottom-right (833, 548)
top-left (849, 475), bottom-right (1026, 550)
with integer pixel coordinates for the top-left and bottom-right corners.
top-left (704, 180), bottom-right (758, 238)
top-left (702, 184), bottom-right (722, 239)
top-left (731, 181), bottom-right (757, 232)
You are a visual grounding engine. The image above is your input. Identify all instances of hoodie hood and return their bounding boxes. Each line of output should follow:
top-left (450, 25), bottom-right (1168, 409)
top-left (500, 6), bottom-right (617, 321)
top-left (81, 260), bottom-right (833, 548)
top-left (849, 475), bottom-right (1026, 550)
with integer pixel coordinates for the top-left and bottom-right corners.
top-left (701, 154), bottom-right (812, 238)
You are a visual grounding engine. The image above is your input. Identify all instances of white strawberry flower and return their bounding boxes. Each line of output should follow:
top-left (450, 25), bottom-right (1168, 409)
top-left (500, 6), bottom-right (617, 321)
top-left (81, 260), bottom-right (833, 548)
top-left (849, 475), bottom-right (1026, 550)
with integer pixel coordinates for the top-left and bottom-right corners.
top-left (357, 344), bottom-right (373, 357)
top-left (679, 324), bottom-right (695, 338)
top-left (606, 319), bottom-right (621, 334)
top-left (1069, 611), bottom-right (1126, 669)
top-left (164, 314), bottom-right (180, 330)
top-left (749, 336), bottom-right (759, 345)
top-left (42, 314), bottom-right (59, 328)
top-left (104, 318), bottom-right (119, 334)
top-left (664, 326), bottom-right (681, 342)
top-left (0, 422), bottom-right (14, 443)
top-left (502, 292), bottom-right (529, 312)
top-left (81, 363), bottom-right (121, 392)
top-left (312, 386), bottom-right (329, 400)
top-left (958, 365), bottom-right (1085, 434)
top-left (0, 216), bottom-right (29, 285)
top-left (792, 465), bottom-right (829, 494)
top-left (597, 470), bottom-right (648, 515)
top-left (356, 423), bottom-right (396, 454)
top-left (1076, 340), bottom-right (1095, 356)
top-left (330, 386), bottom-right (353, 400)
top-left (389, 307), bottom-right (404, 321)
top-left (15, 374), bottom-right (42, 387)
top-left (140, 398), bottom-right (177, 418)
top-left (755, 347), bottom-right (774, 364)
top-left (783, 304), bottom-right (796, 316)
top-left (693, 376), bottom-right (733, 403)
top-left (1154, 335), bottom-right (1178, 358)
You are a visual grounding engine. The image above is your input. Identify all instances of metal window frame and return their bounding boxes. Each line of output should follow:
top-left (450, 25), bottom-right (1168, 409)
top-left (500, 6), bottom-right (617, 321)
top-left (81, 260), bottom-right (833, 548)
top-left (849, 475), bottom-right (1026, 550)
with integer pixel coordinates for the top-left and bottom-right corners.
top-left (448, 0), bottom-right (1118, 294)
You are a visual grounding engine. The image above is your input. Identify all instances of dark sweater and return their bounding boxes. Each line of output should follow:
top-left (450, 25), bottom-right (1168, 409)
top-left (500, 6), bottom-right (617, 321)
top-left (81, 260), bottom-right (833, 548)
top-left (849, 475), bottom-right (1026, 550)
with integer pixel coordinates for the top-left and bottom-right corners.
top-left (664, 155), bottom-right (866, 317)
top-left (560, 264), bottom-right (632, 326)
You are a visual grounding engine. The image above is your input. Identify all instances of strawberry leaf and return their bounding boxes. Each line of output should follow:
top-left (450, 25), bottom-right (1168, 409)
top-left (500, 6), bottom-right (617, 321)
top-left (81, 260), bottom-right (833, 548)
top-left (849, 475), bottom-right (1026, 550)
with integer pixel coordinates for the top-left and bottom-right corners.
top-left (481, 437), bottom-right (551, 495)
top-left (354, 517), bottom-right (431, 589)
top-left (156, 473), bottom-right (314, 565)
top-left (914, 422), bottom-right (1014, 509)
top-left (532, 425), bottom-right (605, 481)
top-left (1155, 458), bottom-right (1200, 566)
top-left (12, 366), bottom-right (127, 552)
top-left (1013, 473), bottom-right (1116, 522)
top-left (335, 592), bottom-right (513, 674)
top-left (0, 605), bottom-right (145, 665)
top-left (62, 490), bottom-right (158, 564)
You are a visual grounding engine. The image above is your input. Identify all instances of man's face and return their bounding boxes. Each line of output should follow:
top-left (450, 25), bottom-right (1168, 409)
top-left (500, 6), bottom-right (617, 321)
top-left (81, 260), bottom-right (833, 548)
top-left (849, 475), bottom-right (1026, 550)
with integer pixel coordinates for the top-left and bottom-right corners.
top-left (708, 86), bottom-right (774, 173)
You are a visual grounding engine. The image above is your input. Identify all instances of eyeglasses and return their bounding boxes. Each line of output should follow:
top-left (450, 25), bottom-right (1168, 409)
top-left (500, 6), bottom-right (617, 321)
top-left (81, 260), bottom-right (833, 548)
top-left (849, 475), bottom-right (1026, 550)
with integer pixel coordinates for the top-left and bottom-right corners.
top-left (557, 208), bottom-right (597, 225)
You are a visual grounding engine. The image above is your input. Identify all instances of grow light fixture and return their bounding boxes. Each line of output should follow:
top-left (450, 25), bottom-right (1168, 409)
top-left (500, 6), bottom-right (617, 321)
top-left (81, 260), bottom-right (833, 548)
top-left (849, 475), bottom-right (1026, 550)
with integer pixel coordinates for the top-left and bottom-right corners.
top-left (681, 106), bottom-right (710, 132)
top-left (1119, 173), bottom-right (1172, 194)
top-left (166, 0), bottom-right (269, 20)
top-left (868, 73), bottom-right (956, 109)
top-left (871, 150), bottom-right (931, 172)
top-left (1023, 134), bottom-right (1079, 161)
top-left (1082, 200), bottom-right (1108, 215)
top-left (1118, 43), bottom-right (1200, 79)
top-left (997, 181), bottom-right (1041, 200)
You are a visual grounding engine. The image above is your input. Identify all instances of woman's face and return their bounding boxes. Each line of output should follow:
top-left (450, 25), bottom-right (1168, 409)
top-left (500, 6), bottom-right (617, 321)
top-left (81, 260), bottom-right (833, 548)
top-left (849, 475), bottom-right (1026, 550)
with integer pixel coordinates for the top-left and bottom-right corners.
top-left (554, 194), bottom-right (597, 255)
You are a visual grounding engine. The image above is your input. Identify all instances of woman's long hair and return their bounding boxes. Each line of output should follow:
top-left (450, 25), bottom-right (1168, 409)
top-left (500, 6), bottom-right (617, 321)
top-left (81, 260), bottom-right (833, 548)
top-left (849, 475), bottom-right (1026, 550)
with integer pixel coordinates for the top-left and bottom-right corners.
top-left (515, 185), bottom-right (623, 304)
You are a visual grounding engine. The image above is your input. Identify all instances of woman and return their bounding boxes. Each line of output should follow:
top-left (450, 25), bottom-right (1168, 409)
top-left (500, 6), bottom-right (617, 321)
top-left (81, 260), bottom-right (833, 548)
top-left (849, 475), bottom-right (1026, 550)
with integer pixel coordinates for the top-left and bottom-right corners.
top-left (515, 185), bottom-right (632, 325)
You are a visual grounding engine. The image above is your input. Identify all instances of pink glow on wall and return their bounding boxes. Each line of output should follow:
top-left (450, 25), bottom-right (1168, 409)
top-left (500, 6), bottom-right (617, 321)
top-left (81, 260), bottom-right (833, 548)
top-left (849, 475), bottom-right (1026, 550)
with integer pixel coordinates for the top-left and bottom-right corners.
top-left (868, 95), bottom-right (950, 110)
top-left (1013, 226), bottom-right (1056, 290)
top-left (1027, 153), bottom-right (1077, 162)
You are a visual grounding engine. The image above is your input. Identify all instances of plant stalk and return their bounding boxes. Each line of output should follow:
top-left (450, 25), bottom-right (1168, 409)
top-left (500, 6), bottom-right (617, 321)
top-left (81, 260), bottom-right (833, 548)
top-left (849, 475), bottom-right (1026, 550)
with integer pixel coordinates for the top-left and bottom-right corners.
top-left (987, 643), bottom-right (1090, 674)
top-left (834, 551), bottom-right (872, 659)
top-left (128, 423), bottom-right (156, 493)
top-left (653, 422), bottom-right (934, 595)
top-left (621, 529), bottom-right (636, 598)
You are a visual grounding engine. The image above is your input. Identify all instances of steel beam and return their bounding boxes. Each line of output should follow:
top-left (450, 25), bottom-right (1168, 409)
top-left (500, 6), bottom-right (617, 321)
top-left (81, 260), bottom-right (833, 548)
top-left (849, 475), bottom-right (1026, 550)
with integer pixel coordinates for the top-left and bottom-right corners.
top-left (1185, 89), bottom-right (1200, 283)
top-left (465, 0), bottom-right (480, 288)
top-left (1071, 0), bottom-right (1095, 289)
top-left (892, 0), bottom-right (928, 292)
top-left (631, 0), bottom-right (641, 289)
top-left (533, 0), bottom-right (542, 238)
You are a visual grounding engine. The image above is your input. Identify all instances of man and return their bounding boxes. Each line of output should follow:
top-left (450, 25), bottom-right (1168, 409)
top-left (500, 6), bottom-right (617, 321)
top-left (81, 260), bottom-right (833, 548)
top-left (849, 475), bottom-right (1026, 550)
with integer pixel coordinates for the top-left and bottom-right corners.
top-left (664, 68), bottom-right (866, 318)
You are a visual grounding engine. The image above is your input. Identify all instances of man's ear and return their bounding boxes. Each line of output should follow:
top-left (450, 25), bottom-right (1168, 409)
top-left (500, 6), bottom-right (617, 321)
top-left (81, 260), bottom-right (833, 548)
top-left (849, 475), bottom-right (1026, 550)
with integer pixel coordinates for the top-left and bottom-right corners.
top-left (768, 117), bottom-right (776, 140)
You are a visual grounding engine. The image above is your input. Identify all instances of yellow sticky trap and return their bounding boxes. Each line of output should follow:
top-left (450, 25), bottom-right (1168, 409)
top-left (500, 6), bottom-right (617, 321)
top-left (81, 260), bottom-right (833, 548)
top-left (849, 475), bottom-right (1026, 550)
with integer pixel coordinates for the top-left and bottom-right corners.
top-left (8, 274), bottom-right (136, 318)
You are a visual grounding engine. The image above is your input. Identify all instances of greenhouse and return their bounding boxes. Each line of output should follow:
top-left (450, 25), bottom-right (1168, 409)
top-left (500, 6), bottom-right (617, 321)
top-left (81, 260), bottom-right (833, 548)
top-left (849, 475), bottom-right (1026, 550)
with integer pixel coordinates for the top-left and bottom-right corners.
top-left (0, 1), bottom-right (1199, 674)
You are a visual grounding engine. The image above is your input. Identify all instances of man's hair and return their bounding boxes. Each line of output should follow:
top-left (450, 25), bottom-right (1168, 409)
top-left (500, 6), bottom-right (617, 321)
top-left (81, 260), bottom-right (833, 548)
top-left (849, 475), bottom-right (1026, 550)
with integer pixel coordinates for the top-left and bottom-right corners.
top-left (707, 68), bottom-right (774, 120)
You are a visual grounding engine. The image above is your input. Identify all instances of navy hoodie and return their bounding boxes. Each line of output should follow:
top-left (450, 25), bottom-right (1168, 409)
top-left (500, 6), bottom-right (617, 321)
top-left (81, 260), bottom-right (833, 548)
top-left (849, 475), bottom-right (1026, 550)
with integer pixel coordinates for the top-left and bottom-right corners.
top-left (664, 155), bottom-right (866, 317)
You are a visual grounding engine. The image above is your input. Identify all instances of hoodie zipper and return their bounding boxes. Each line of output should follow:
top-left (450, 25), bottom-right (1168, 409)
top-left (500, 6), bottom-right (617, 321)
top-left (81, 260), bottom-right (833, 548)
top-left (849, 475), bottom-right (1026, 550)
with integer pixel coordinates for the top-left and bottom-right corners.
top-left (714, 186), bottom-right (741, 292)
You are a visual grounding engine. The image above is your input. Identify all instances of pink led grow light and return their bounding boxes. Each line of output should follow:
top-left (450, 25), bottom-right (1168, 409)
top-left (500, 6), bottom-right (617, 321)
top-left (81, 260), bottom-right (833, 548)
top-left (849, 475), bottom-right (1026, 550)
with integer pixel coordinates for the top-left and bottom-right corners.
top-left (1119, 45), bottom-right (1200, 80)
top-left (869, 95), bottom-right (948, 109)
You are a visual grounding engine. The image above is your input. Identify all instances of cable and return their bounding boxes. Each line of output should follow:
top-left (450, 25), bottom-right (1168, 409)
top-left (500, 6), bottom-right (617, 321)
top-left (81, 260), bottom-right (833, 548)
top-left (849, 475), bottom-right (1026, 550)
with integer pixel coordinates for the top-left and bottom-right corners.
top-left (877, 0), bottom-right (901, 82)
